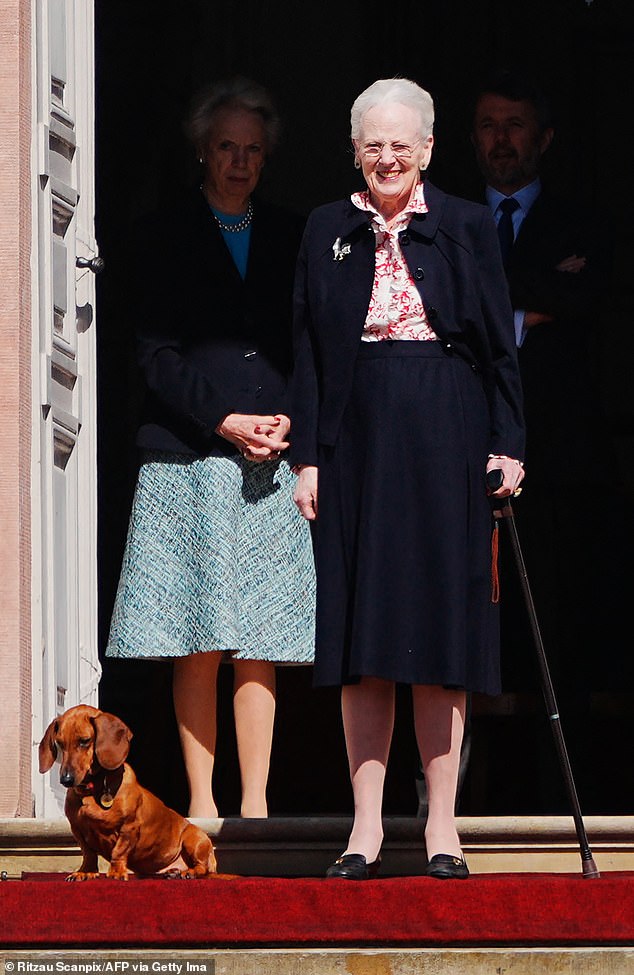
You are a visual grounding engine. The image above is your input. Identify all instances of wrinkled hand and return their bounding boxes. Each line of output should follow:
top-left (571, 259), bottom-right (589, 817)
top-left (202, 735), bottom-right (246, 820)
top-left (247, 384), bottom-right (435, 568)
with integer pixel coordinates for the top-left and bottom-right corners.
top-left (215, 413), bottom-right (290, 462)
top-left (486, 456), bottom-right (525, 497)
top-left (293, 466), bottom-right (318, 520)
top-left (556, 253), bottom-right (586, 274)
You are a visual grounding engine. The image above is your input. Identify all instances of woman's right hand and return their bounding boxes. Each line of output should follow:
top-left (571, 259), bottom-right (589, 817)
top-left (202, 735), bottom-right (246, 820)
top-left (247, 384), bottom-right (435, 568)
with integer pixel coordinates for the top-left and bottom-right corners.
top-left (215, 413), bottom-right (290, 461)
top-left (293, 466), bottom-right (318, 521)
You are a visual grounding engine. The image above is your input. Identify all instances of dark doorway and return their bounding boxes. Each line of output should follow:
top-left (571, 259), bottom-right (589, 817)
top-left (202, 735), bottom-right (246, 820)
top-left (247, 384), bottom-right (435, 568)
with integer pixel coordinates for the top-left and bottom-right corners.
top-left (94, 0), bottom-right (634, 817)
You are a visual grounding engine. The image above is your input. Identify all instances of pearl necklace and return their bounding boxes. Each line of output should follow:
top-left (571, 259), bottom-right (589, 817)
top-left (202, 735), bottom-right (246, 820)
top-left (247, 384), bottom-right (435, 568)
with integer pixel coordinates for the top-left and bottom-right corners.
top-left (211, 199), bottom-right (254, 233)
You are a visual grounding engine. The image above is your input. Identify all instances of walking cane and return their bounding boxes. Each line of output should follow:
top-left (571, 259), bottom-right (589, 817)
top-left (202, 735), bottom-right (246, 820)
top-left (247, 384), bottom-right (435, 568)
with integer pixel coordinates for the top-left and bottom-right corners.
top-left (486, 469), bottom-right (600, 879)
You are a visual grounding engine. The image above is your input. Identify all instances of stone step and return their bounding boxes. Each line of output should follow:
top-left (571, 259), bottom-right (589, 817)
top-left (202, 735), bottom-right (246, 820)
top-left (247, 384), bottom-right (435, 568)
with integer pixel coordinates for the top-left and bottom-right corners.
top-left (2, 815), bottom-right (633, 877)
top-left (2, 947), bottom-right (634, 975)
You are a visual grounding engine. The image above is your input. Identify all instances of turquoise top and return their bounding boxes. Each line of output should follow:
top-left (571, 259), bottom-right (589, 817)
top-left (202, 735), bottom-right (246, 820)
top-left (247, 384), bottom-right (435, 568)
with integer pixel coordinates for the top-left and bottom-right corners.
top-left (210, 207), bottom-right (251, 279)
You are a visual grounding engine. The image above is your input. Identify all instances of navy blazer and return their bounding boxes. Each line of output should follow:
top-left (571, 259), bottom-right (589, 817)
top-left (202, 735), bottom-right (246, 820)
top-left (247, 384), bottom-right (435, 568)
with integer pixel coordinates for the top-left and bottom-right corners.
top-left (291, 181), bottom-right (525, 466)
top-left (133, 188), bottom-right (305, 456)
top-left (504, 189), bottom-right (614, 484)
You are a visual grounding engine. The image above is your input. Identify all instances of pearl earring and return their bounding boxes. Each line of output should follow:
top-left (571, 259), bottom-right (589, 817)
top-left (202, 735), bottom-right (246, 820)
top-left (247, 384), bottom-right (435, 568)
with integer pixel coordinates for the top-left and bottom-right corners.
top-left (354, 158), bottom-right (361, 169)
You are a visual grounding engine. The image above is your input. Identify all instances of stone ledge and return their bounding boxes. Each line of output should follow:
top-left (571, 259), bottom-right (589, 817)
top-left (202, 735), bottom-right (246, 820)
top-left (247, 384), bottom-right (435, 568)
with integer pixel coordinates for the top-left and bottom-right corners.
top-left (1, 948), bottom-right (634, 975)
top-left (1, 815), bottom-right (633, 877)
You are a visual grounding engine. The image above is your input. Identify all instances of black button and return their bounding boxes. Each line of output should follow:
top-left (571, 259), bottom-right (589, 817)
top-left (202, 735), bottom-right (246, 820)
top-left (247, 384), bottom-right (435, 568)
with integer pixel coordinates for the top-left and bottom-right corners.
top-left (414, 268), bottom-right (424, 280)
top-left (244, 350), bottom-right (257, 359)
top-left (427, 306), bottom-right (437, 320)
top-left (255, 385), bottom-right (263, 395)
top-left (400, 233), bottom-right (410, 245)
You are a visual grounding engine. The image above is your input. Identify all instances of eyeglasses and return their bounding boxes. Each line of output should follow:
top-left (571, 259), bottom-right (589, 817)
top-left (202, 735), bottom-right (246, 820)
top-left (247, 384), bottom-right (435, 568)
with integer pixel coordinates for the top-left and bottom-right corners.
top-left (359, 141), bottom-right (420, 160)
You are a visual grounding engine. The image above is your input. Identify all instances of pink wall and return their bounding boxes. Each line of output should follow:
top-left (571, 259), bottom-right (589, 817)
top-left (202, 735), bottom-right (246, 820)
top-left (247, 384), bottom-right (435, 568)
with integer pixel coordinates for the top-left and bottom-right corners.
top-left (0, 0), bottom-right (33, 816)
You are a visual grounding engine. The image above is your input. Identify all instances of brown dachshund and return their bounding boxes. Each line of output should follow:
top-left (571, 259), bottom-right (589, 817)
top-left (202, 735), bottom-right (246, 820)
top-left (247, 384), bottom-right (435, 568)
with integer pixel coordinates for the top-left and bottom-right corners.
top-left (39, 704), bottom-right (218, 881)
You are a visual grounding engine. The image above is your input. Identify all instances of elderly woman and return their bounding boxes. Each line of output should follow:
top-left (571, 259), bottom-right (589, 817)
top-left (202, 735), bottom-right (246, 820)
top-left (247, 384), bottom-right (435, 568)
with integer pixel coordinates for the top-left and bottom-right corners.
top-left (292, 78), bottom-right (525, 878)
top-left (106, 77), bottom-right (315, 819)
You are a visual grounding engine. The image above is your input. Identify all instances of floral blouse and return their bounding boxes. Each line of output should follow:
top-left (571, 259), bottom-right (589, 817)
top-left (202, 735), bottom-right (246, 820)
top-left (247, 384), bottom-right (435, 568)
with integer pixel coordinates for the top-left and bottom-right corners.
top-left (351, 182), bottom-right (439, 343)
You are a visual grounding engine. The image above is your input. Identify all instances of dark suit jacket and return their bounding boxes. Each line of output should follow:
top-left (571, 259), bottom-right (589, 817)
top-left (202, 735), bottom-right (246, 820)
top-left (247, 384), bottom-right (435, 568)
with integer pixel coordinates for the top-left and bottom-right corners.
top-left (504, 189), bottom-right (614, 484)
top-left (133, 188), bottom-right (305, 456)
top-left (291, 180), bottom-right (525, 466)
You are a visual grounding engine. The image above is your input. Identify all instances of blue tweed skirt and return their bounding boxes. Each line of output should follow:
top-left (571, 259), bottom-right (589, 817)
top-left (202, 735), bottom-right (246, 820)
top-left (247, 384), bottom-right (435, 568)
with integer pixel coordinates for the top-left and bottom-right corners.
top-left (105, 450), bottom-right (315, 662)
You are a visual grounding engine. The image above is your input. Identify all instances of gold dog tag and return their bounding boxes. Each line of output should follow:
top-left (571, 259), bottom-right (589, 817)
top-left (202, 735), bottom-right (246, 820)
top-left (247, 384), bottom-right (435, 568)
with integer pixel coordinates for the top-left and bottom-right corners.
top-left (101, 790), bottom-right (114, 809)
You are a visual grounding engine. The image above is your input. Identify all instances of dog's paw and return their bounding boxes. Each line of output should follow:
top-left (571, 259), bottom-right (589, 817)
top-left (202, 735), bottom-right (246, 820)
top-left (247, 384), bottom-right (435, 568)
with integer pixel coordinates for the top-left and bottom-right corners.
top-left (106, 867), bottom-right (130, 881)
top-left (180, 866), bottom-right (211, 879)
top-left (162, 868), bottom-right (185, 880)
top-left (66, 871), bottom-right (101, 882)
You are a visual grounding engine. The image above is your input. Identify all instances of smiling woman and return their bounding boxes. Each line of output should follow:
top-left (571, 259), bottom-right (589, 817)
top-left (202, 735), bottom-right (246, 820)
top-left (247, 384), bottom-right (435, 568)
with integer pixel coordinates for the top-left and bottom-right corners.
top-left (352, 94), bottom-right (434, 225)
top-left (290, 77), bottom-right (525, 880)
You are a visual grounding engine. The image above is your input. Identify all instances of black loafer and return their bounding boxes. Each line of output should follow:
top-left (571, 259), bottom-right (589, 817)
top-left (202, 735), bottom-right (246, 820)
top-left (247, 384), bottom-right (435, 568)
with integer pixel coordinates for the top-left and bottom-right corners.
top-left (326, 853), bottom-right (381, 880)
top-left (425, 853), bottom-right (469, 879)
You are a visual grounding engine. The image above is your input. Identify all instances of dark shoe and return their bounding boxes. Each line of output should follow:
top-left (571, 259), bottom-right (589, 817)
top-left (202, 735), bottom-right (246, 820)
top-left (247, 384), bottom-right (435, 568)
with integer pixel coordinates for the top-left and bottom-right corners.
top-left (425, 853), bottom-right (469, 879)
top-left (326, 853), bottom-right (381, 880)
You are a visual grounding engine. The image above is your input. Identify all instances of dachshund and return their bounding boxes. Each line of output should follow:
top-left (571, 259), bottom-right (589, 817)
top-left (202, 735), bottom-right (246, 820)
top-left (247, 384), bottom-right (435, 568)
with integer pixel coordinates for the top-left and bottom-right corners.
top-left (39, 704), bottom-right (219, 881)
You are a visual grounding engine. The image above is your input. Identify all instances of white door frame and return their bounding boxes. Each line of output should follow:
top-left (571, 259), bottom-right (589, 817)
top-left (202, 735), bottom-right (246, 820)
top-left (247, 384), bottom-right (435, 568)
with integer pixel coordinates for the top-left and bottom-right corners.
top-left (31, 0), bottom-right (100, 817)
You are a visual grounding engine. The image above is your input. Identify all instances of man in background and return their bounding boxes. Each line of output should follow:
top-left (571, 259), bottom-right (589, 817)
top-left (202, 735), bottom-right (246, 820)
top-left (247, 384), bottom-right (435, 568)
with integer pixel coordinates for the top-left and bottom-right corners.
top-left (468, 69), bottom-right (624, 812)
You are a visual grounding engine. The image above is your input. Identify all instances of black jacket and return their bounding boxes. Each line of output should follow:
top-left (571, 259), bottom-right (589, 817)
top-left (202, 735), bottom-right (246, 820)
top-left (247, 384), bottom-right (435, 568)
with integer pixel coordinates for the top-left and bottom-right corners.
top-left (133, 188), bottom-right (305, 456)
top-left (291, 181), bottom-right (525, 466)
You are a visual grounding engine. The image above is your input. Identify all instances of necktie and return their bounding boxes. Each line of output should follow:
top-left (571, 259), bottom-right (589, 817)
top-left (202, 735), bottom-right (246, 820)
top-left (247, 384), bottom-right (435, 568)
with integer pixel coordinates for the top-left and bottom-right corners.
top-left (497, 197), bottom-right (520, 265)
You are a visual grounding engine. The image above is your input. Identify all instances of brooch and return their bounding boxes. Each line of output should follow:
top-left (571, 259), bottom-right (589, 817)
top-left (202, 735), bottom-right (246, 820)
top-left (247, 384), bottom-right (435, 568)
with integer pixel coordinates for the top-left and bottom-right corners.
top-left (332, 237), bottom-right (351, 262)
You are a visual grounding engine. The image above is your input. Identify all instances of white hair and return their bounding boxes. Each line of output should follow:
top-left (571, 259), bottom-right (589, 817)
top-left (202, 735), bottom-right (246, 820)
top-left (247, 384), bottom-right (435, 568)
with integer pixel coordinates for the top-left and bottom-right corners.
top-left (185, 76), bottom-right (280, 154)
top-left (350, 78), bottom-right (435, 140)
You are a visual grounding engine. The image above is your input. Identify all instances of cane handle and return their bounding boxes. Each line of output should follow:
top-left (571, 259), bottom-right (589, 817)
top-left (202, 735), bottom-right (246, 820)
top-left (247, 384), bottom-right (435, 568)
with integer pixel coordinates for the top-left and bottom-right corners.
top-left (486, 469), bottom-right (504, 492)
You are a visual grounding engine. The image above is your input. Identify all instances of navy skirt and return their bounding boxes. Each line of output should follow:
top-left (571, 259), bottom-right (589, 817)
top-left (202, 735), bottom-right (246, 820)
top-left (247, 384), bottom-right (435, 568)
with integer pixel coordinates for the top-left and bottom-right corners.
top-left (313, 340), bottom-right (500, 694)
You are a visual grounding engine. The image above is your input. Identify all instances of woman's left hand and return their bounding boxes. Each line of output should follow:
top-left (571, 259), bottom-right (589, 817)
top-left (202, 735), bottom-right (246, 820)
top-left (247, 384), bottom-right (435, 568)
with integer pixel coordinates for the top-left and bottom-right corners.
top-left (215, 413), bottom-right (290, 462)
top-left (246, 414), bottom-right (291, 461)
top-left (486, 456), bottom-right (525, 496)
top-left (256, 413), bottom-right (291, 447)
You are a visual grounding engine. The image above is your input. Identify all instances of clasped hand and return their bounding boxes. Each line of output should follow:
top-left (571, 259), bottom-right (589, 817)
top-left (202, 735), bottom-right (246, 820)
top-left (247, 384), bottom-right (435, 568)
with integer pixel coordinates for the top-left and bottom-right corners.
top-left (215, 413), bottom-right (290, 462)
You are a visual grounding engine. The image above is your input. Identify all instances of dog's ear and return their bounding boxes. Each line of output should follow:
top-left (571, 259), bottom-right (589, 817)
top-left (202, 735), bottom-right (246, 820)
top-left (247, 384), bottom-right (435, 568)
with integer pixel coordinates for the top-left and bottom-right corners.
top-left (38, 719), bottom-right (59, 773)
top-left (93, 712), bottom-right (132, 769)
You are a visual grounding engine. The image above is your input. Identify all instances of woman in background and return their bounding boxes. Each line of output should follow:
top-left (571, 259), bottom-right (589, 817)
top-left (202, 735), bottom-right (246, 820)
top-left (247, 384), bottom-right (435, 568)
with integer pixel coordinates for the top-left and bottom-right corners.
top-left (106, 77), bottom-right (315, 819)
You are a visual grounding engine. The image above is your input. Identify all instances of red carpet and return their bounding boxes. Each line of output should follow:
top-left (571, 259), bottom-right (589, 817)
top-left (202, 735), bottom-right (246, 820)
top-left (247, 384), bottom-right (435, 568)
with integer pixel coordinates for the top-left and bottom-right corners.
top-left (2, 872), bottom-right (634, 947)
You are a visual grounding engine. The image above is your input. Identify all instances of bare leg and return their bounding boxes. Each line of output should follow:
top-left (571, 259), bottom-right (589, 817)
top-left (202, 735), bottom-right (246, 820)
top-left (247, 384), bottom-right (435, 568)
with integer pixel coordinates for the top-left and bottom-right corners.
top-left (173, 652), bottom-right (222, 818)
top-left (233, 659), bottom-right (276, 818)
top-left (413, 684), bottom-right (466, 860)
top-left (341, 677), bottom-right (395, 862)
